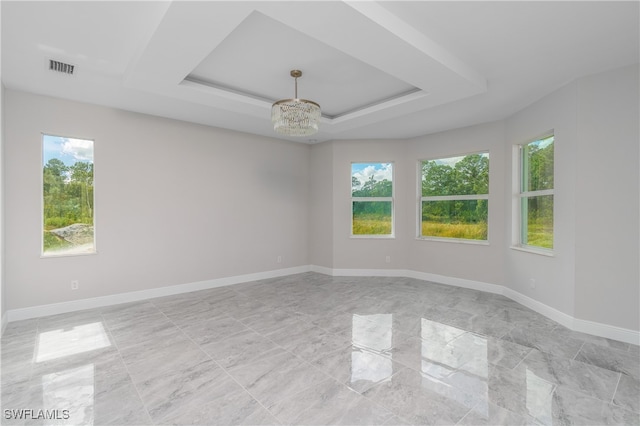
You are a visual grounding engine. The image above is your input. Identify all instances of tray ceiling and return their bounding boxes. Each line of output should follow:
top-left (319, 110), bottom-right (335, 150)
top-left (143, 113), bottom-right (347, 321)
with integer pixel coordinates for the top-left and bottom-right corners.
top-left (2, 1), bottom-right (638, 143)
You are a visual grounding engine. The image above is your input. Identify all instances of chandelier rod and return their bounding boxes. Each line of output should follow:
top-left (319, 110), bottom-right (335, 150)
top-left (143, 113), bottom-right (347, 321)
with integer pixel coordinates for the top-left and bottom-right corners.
top-left (291, 69), bottom-right (302, 99)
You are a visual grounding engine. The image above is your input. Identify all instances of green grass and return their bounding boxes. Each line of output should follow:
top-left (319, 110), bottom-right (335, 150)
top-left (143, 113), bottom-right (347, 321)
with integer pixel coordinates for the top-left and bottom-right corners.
top-left (526, 221), bottom-right (553, 249)
top-left (352, 214), bottom-right (392, 235)
top-left (43, 231), bottom-right (73, 252)
top-left (421, 220), bottom-right (487, 240)
top-left (352, 215), bottom-right (551, 246)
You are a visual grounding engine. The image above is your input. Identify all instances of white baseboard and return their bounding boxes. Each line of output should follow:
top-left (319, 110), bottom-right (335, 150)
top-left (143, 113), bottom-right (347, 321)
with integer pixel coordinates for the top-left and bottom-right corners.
top-left (502, 287), bottom-right (575, 330)
top-left (405, 270), bottom-right (505, 295)
top-left (6, 265), bottom-right (311, 323)
top-left (572, 317), bottom-right (640, 346)
top-left (5, 264), bottom-right (638, 346)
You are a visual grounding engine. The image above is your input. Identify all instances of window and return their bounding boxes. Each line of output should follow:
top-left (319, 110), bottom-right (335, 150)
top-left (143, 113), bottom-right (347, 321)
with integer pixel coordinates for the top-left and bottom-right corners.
top-left (351, 163), bottom-right (393, 236)
top-left (420, 152), bottom-right (489, 241)
top-left (42, 134), bottom-right (95, 256)
top-left (518, 135), bottom-right (554, 250)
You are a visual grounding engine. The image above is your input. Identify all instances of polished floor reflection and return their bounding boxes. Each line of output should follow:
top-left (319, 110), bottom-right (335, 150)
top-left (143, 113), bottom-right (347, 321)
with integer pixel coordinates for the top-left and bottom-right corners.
top-left (2, 273), bottom-right (639, 425)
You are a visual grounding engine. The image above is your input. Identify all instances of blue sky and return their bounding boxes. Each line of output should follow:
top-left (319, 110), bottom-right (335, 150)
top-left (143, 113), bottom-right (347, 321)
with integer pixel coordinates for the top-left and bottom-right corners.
top-left (351, 162), bottom-right (393, 190)
top-left (43, 134), bottom-right (94, 166)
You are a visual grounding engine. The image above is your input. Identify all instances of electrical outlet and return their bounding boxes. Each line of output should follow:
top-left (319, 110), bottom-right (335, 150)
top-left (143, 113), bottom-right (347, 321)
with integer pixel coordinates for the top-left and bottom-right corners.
top-left (385, 256), bottom-right (391, 263)
top-left (529, 278), bottom-right (536, 289)
top-left (277, 255), bottom-right (282, 264)
top-left (71, 280), bottom-right (79, 290)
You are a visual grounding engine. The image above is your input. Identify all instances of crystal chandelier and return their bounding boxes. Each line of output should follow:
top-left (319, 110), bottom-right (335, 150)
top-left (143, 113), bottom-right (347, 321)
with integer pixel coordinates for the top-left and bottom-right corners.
top-left (272, 70), bottom-right (321, 136)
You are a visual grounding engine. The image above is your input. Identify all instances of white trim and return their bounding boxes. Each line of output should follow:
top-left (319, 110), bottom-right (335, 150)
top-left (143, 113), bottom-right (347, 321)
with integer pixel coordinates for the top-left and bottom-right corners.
top-left (502, 287), bottom-right (574, 330)
top-left (350, 161), bottom-right (395, 238)
top-left (422, 194), bottom-right (489, 202)
top-left (6, 265), bottom-right (310, 322)
top-left (520, 189), bottom-right (554, 197)
top-left (572, 317), bottom-right (640, 346)
top-left (309, 264), bottom-right (334, 276)
top-left (510, 245), bottom-right (555, 257)
top-left (405, 269), bottom-right (504, 295)
top-left (4, 265), bottom-right (638, 346)
top-left (417, 237), bottom-right (490, 246)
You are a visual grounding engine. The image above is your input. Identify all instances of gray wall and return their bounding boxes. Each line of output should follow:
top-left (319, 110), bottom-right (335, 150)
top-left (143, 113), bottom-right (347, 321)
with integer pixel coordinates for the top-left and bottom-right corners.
top-left (504, 80), bottom-right (578, 319)
top-left (309, 141), bottom-right (334, 269)
top-left (406, 121), bottom-right (506, 285)
top-left (4, 90), bottom-right (310, 310)
top-left (574, 65), bottom-right (639, 329)
top-left (1, 82), bottom-right (5, 329)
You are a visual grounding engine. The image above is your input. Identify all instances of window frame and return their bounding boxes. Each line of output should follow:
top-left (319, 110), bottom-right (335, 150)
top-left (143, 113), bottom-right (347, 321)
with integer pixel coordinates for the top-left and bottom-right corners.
top-left (350, 161), bottom-right (395, 239)
top-left (41, 133), bottom-right (97, 258)
top-left (513, 133), bottom-right (554, 255)
top-left (417, 151), bottom-right (490, 244)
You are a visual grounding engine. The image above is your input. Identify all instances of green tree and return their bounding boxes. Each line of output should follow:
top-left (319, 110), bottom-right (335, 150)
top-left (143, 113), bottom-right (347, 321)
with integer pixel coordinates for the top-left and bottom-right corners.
top-left (69, 162), bottom-right (94, 220)
top-left (422, 162), bottom-right (454, 196)
top-left (42, 159), bottom-right (94, 229)
top-left (421, 154), bottom-right (489, 225)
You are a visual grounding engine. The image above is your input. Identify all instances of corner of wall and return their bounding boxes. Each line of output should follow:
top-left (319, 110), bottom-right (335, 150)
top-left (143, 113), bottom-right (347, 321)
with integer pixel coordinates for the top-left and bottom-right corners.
top-left (309, 141), bottom-right (334, 268)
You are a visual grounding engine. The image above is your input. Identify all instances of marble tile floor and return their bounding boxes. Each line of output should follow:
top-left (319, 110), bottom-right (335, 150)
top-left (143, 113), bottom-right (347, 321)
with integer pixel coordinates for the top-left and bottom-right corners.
top-left (1, 272), bottom-right (638, 425)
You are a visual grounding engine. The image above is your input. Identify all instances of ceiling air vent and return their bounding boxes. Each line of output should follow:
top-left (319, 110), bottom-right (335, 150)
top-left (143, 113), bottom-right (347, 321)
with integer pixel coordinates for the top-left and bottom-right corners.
top-left (48, 59), bottom-right (75, 75)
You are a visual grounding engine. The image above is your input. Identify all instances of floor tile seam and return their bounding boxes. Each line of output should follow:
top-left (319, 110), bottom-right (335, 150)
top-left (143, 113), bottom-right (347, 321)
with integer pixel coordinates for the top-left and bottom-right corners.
top-left (228, 325), bottom-right (357, 411)
top-left (355, 369), bottom-right (424, 425)
top-left (545, 360), bottom-right (621, 402)
top-left (99, 310), bottom-right (188, 356)
top-left (153, 305), bottom-right (280, 424)
top-left (102, 322), bottom-right (155, 425)
top-left (609, 372), bottom-right (623, 405)
top-left (265, 376), bottom-right (341, 424)
top-left (337, 383), bottom-right (401, 425)
top-left (452, 400), bottom-right (484, 426)
top-left (571, 340), bottom-right (586, 361)
top-left (512, 350), bottom-right (621, 400)
top-left (23, 325), bottom-right (40, 383)
top-left (551, 382), bottom-right (627, 410)
top-left (511, 347), bottom-right (535, 370)
top-left (249, 314), bottom-right (352, 355)
top-left (391, 354), bottom-right (493, 396)
top-left (241, 318), bottom-right (354, 382)
top-left (561, 351), bottom-right (630, 381)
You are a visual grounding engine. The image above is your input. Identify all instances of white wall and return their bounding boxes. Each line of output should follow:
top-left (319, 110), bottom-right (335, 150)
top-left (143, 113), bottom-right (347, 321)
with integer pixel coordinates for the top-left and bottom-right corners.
top-left (406, 121), bottom-right (506, 286)
top-left (309, 141), bottom-right (334, 269)
top-left (1, 82), bottom-right (5, 331)
top-left (330, 139), bottom-right (409, 271)
top-left (504, 81), bottom-right (578, 318)
top-left (4, 90), bottom-right (310, 310)
top-left (504, 64), bottom-right (639, 331)
top-left (574, 65), bottom-right (639, 330)
top-left (0, 1), bottom-right (5, 329)
top-left (310, 64), bottom-right (638, 334)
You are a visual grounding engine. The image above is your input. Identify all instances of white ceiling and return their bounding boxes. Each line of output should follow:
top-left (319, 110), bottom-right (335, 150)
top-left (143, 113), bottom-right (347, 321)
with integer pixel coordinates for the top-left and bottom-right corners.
top-left (2, 1), bottom-right (638, 144)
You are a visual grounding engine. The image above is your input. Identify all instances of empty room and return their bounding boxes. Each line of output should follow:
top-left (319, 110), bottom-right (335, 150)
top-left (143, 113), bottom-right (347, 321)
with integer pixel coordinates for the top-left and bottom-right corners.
top-left (1, 1), bottom-right (639, 425)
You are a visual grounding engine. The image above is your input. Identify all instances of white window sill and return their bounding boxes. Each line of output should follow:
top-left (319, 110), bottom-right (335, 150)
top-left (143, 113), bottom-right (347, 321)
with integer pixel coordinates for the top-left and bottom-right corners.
top-left (41, 250), bottom-right (97, 259)
top-left (416, 237), bottom-right (489, 246)
top-left (350, 235), bottom-right (395, 239)
top-left (510, 245), bottom-right (555, 257)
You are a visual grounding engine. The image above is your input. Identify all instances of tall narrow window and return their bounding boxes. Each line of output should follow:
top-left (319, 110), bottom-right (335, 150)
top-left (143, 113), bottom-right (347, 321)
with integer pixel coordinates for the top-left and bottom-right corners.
top-left (42, 134), bottom-right (95, 256)
top-left (351, 163), bottom-right (393, 236)
top-left (420, 152), bottom-right (489, 241)
top-left (519, 135), bottom-right (554, 249)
